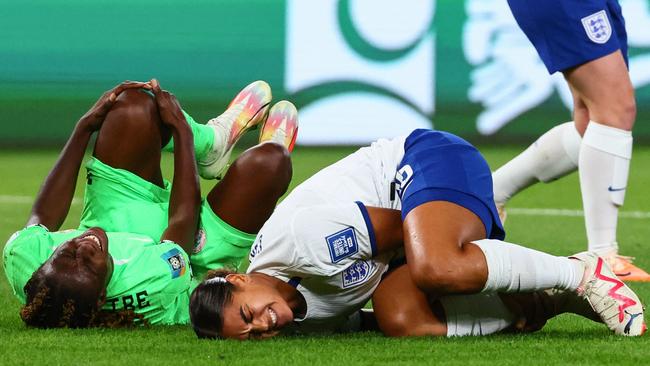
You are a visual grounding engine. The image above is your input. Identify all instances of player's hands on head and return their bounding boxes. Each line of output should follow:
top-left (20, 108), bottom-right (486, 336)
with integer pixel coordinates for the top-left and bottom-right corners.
top-left (78, 80), bottom-right (152, 132)
top-left (150, 79), bottom-right (187, 128)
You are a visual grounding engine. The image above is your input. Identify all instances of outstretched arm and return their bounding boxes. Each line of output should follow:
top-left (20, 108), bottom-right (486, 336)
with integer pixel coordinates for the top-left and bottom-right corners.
top-left (151, 80), bottom-right (201, 253)
top-left (26, 81), bottom-right (151, 230)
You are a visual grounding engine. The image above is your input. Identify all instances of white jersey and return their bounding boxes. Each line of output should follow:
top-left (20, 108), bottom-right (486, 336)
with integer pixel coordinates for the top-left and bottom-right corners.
top-left (247, 136), bottom-right (406, 332)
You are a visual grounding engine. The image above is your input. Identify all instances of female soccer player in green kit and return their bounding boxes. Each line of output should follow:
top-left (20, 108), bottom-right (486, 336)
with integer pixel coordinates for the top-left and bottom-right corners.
top-left (3, 79), bottom-right (299, 327)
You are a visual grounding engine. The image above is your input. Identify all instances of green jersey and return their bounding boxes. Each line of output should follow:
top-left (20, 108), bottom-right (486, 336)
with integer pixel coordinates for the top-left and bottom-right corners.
top-left (79, 156), bottom-right (255, 279)
top-left (3, 225), bottom-right (194, 325)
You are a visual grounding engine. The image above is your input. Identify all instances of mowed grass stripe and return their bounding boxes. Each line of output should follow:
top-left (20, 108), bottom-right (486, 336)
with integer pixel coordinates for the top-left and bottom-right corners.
top-left (3, 193), bottom-right (650, 220)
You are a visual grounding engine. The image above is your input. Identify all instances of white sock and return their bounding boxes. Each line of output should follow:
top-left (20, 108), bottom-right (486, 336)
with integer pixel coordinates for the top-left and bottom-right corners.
top-left (493, 122), bottom-right (581, 204)
top-left (206, 118), bottom-right (230, 162)
top-left (474, 239), bottom-right (584, 292)
top-left (440, 293), bottom-right (515, 337)
top-left (579, 121), bottom-right (632, 255)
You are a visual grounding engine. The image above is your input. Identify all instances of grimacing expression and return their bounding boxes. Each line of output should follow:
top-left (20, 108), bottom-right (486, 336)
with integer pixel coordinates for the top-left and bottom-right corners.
top-left (40, 227), bottom-right (113, 299)
top-left (220, 276), bottom-right (294, 340)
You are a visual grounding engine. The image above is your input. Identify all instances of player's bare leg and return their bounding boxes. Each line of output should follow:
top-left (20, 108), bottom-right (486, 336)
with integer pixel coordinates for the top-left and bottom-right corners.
top-left (402, 201), bottom-right (588, 296)
top-left (205, 101), bottom-right (298, 234)
top-left (206, 143), bottom-right (292, 234)
top-left (372, 265), bottom-right (448, 337)
top-left (565, 51), bottom-right (635, 131)
top-left (492, 51), bottom-right (648, 281)
top-left (403, 201), bottom-right (488, 293)
top-left (93, 88), bottom-right (169, 186)
top-left (373, 265), bottom-right (602, 337)
top-left (565, 51), bottom-right (649, 281)
top-left (92, 84), bottom-right (296, 237)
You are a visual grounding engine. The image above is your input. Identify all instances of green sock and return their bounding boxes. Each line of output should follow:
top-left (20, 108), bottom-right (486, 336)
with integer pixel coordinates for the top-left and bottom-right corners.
top-left (162, 110), bottom-right (214, 160)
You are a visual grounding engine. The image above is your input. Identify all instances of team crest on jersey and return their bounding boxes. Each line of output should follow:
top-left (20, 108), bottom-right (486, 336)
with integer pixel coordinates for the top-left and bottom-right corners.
top-left (326, 227), bottom-right (359, 263)
top-left (250, 235), bottom-right (263, 259)
top-left (161, 248), bottom-right (186, 278)
top-left (581, 10), bottom-right (612, 44)
top-left (342, 260), bottom-right (376, 288)
top-left (393, 164), bottom-right (414, 199)
top-left (193, 228), bottom-right (206, 254)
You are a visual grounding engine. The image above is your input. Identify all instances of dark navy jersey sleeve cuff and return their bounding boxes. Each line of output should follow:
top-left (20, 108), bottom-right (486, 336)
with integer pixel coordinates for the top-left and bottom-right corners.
top-left (354, 201), bottom-right (377, 256)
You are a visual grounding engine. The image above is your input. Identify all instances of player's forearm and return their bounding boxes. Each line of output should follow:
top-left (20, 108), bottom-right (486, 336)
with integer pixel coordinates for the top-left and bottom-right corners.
top-left (164, 124), bottom-right (201, 252)
top-left (27, 124), bottom-right (93, 230)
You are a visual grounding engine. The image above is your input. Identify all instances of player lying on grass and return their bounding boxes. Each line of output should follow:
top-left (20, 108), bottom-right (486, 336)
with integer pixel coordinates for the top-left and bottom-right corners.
top-left (3, 79), bottom-right (298, 327)
top-left (190, 129), bottom-right (646, 339)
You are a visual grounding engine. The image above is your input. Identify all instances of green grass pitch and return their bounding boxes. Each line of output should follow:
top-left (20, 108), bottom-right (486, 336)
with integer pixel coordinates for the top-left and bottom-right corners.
top-left (1, 146), bottom-right (649, 365)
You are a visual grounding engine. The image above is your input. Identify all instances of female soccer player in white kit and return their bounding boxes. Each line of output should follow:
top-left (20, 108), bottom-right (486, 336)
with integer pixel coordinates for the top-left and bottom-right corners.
top-left (189, 129), bottom-right (645, 339)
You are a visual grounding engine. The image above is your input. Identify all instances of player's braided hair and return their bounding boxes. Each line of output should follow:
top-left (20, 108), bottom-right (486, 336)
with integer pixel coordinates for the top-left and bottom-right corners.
top-left (189, 268), bottom-right (238, 339)
top-left (20, 266), bottom-right (145, 328)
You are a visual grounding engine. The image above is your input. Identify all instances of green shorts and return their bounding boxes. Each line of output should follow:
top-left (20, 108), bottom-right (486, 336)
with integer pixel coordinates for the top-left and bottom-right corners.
top-left (79, 157), bottom-right (255, 278)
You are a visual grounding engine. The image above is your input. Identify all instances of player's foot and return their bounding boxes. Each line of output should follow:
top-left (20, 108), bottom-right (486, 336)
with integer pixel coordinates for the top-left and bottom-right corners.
top-left (571, 251), bottom-right (646, 336)
top-left (496, 203), bottom-right (507, 225)
top-left (198, 80), bottom-right (272, 179)
top-left (259, 100), bottom-right (299, 152)
top-left (541, 288), bottom-right (601, 323)
top-left (606, 254), bottom-right (650, 282)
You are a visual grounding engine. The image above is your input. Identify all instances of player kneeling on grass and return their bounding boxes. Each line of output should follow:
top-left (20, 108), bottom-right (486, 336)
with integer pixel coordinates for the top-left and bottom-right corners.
top-left (3, 79), bottom-right (299, 327)
top-left (190, 129), bottom-right (646, 339)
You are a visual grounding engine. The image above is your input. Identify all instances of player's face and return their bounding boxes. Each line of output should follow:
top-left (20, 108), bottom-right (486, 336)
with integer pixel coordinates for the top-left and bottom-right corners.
top-left (41, 227), bottom-right (113, 298)
top-left (220, 280), bottom-right (294, 340)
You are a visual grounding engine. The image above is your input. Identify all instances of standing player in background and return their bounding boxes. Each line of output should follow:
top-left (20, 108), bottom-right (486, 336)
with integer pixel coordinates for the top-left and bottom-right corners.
top-left (492, 0), bottom-right (649, 281)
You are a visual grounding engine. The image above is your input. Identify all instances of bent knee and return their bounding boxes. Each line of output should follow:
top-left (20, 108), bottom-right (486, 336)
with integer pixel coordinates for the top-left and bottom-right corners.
top-left (115, 88), bottom-right (155, 108)
top-left (409, 262), bottom-right (466, 294)
top-left (109, 89), bottom-right (158, 126)
top-left (379, 312), bottom-right (446, 338)
top-left (618, 98), bottom-right (637, 130)
top-left (242, 143), bottom-right (292, 177)
top-left (379, 313), bottom-right (415, 337)
top-left (102, 89), bottom-right (160, 132)
top-left (591, 89), bottom-right (637, 130)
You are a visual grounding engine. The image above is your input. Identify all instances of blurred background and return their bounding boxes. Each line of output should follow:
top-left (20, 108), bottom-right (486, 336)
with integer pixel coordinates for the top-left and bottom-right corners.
top-left (2, 0), bottom-right (650, 147)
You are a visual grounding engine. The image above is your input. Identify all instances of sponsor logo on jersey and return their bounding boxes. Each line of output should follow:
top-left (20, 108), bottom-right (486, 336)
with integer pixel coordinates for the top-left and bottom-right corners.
top-left (193, 228), bottom-right (206, 254)
top-left (581, 10), bottom-right (612, 44)
top-left (394, 164), bottom-right (414, 199)
top-left (342, 260), bottom-right (376, 288)
top-left (161, 248), bottom-right (186, 279)
top-left (326, 227), bottom-right (359, 263)
top-left (250, 235), bottom-right (263, 259)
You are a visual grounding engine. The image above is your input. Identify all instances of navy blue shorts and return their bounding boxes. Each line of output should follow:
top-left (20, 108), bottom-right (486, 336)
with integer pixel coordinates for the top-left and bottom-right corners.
top-left (395, 129), bottom-right (505, 240)
top-left (507, 0), bottom-right (628, 73)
